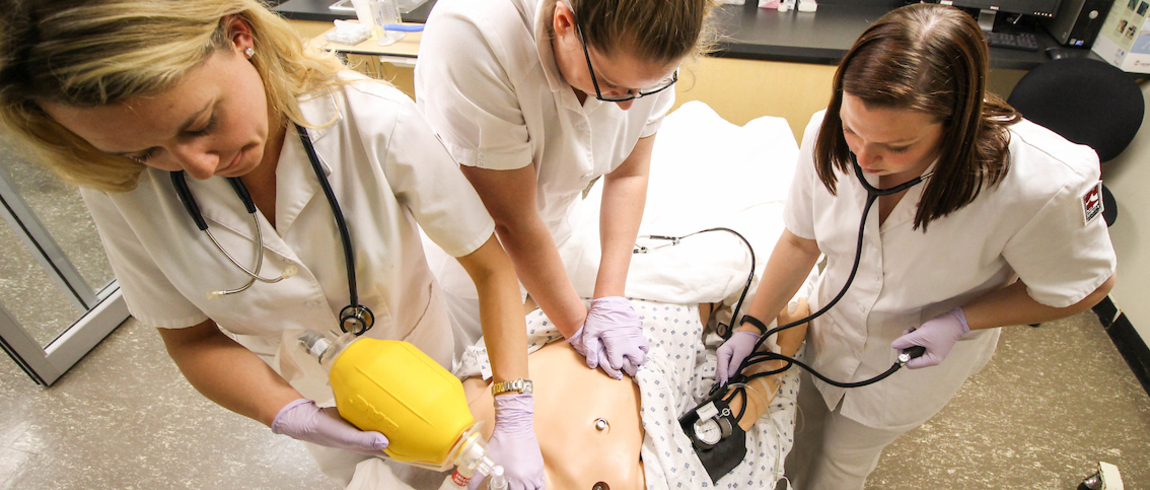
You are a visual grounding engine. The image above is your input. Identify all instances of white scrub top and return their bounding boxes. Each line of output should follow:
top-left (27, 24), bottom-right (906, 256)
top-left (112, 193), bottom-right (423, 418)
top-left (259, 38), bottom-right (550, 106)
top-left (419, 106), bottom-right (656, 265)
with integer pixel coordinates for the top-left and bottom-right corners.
top-left (414, 0), bottom-right (674, 249)
top-left (787, 111), bottom-right (1116, 430)
top-left (81, 74), bottom-right (496, 404)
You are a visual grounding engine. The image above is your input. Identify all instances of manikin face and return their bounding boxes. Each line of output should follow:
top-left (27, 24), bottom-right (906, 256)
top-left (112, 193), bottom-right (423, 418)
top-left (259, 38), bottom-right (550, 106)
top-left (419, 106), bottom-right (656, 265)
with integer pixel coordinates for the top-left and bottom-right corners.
top-left (839, 93), bottom-right (945, 185)
top-left (550, 3), bottom-right (680, 111)
top-left (43, 31), bottom-right (270, 181)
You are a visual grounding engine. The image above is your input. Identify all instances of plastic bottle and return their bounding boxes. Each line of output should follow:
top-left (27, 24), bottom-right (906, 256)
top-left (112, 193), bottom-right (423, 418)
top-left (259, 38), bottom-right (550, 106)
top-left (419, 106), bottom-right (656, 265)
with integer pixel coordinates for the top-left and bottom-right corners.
top-left (487, 465), bottom-right (508, 490)
top-left (297, 331), bottom-right (499, 476)
top-left (348, 0), bottom-right (374, 27)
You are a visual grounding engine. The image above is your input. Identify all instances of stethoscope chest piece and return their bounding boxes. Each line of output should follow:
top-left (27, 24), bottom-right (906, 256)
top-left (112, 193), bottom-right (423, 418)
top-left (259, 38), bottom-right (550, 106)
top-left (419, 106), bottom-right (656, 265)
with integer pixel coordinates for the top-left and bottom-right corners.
top-left (340, 303), bottom-right (374, 336)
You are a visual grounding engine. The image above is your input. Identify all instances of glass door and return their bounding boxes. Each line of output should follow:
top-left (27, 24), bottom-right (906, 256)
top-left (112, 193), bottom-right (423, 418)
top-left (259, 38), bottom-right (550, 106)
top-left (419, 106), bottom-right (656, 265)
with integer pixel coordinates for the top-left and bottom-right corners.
top-left (0, 136), bottom-right (128, 386)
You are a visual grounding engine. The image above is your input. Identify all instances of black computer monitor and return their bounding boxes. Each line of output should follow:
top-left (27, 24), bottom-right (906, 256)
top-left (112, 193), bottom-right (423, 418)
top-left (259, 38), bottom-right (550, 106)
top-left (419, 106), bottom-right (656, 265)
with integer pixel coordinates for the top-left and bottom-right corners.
top-left (941, 0), bottom-right (1062, 31)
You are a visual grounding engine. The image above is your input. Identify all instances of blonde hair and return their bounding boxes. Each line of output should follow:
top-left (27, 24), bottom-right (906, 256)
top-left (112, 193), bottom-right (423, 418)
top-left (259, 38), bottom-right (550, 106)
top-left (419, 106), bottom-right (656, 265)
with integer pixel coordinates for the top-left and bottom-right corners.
top-left (0, 0), bottom-right (344, 192)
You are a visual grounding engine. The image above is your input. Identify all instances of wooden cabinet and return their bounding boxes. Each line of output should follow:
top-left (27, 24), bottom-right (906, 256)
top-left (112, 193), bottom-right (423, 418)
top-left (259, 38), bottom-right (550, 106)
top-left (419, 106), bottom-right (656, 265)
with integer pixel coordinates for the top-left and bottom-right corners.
top-left (673, 56), bottom-right (836, 142)
top-left (288, 20), bottom-right (418, 99)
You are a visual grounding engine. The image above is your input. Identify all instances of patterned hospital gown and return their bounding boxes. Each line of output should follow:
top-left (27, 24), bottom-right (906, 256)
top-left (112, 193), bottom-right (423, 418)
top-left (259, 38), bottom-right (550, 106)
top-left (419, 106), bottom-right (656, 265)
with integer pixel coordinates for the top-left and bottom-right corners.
top-left (456, 299), bottom-right (800, 489)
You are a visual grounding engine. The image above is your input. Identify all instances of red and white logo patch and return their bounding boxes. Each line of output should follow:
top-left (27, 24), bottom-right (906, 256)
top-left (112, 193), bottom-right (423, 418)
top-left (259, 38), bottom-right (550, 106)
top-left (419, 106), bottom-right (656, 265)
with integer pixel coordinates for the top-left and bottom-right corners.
top-left (1082, 181), bottom-right (1103, 225)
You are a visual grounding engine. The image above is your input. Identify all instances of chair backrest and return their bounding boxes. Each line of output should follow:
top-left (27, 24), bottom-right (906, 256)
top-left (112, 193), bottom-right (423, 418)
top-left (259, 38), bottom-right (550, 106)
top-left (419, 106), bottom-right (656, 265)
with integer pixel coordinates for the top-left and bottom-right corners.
top-left (1006, 58), bottom-right (1144, 163)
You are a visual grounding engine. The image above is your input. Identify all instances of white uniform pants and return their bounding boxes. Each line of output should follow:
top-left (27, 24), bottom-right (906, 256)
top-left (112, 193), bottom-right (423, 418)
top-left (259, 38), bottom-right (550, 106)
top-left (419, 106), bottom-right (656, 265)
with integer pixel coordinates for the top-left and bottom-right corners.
top-left (784, 371), bottom-right (914, 490)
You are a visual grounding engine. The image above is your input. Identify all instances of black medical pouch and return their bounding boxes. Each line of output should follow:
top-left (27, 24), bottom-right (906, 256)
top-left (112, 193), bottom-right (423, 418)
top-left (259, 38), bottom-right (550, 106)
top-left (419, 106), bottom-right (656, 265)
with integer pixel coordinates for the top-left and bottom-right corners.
top-left (678, 396), bottom-right (748, 484)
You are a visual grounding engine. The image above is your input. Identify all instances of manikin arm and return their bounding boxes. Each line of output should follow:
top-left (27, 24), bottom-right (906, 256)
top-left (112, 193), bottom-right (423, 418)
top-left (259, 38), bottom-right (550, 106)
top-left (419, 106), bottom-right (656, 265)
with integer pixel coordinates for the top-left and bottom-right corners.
top-left (723, 299), bottom-right (810, 431)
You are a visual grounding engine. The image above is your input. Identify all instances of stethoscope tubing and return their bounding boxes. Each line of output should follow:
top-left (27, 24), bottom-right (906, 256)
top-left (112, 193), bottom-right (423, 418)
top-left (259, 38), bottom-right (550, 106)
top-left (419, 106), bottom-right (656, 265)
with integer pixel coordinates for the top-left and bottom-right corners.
top-left (730, 156), bottom-right (931, 389)
top-left (636, 227), bottom-right (756, 338)
top-left (169, 124), bottom-right (373, 334)
top-left (170, 172), bottom-right (289, 295)
top-left (294, 123), bottom-right (360, 310)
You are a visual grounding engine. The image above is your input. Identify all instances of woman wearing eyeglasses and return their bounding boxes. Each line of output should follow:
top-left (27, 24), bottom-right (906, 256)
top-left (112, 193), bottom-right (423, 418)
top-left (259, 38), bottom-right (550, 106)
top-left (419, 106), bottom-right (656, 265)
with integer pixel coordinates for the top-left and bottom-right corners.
top-left (415, 3), bottom-right (711, 488)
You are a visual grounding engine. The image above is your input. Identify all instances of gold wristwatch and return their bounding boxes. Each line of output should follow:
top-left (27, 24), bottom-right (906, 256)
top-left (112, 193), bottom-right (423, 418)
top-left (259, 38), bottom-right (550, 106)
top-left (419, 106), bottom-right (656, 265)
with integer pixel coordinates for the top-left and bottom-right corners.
top-left (491, 378), bottom-right (533, 396)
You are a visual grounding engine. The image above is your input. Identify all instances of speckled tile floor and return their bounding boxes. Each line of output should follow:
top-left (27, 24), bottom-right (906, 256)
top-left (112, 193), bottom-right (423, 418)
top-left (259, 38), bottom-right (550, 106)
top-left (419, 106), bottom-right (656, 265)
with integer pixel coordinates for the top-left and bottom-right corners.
top-left (2, 310), bottom-right (1147, 489)
top-left (868, 311), bottom-right (1150, 490)
top-left (0, 317), bottom-right (340, 490)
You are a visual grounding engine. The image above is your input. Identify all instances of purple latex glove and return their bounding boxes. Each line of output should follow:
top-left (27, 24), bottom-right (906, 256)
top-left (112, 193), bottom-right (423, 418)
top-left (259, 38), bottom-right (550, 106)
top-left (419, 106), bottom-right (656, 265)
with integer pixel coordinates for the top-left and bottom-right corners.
top-left (716, 331), bottom-right (760, 385)
top-left (469, 393), bottom-right (544, 490)
top-left (567, 325), bottom-right (619, 379)
top-left (579, 297), bottom-right (649, 379)
top-left (270, 398), bottom-right (388, 455)
top-left (890, 307), bottom-right (970, 369)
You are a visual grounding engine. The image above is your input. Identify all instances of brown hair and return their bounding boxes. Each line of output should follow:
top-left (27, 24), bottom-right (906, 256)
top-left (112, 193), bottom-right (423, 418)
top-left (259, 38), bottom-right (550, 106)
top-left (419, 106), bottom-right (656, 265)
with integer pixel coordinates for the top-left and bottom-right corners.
top-left (814, 3), bottom-right (1021, 231)
top-left (566, 0), bottom-right (716, 63)
top-left (0, 0), bottom-right (344, 192)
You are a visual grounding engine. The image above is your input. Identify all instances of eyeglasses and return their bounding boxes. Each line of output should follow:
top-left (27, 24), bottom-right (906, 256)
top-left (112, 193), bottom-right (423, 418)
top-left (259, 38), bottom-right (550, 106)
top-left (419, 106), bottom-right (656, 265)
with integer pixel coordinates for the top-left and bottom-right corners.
top-left (575, 22), bottom-right (678, 103)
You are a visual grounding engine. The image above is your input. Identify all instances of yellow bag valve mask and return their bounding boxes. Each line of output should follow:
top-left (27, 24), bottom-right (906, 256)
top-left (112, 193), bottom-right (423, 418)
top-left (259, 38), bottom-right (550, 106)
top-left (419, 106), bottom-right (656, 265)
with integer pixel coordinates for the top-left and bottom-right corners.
top-left (297, 331), bottom-right (500, 479)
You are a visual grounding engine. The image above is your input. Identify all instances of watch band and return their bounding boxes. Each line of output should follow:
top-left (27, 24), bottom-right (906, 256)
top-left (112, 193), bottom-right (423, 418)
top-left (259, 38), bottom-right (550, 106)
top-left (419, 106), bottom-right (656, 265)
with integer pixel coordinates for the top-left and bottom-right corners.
top-left (491, 378), bottom-right (533, 396)
top-left (739, 315), bottom-right (768, 335)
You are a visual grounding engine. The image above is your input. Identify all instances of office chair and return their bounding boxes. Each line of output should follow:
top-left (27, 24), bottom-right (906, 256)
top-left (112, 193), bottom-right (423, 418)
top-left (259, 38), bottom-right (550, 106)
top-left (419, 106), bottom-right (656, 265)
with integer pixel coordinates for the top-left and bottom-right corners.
top-left (1007, 57), bottom-right (1143, 227)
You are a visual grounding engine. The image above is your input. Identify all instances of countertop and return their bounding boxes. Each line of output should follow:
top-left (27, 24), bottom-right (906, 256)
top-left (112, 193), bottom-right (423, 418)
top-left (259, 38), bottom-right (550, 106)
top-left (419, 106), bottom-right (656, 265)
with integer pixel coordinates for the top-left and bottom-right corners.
top-left (711, 1), bottom-right (1096, 69)
top-left (275, 0), bottom-right (438, 24)
top-left (275, 0), bottom-right (1098, 69)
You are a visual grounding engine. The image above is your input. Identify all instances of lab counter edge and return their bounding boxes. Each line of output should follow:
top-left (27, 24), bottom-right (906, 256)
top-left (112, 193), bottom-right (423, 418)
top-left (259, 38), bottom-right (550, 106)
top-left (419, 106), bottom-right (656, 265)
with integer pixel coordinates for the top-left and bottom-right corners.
top-left (276, 0), bottom-right (1094, 70)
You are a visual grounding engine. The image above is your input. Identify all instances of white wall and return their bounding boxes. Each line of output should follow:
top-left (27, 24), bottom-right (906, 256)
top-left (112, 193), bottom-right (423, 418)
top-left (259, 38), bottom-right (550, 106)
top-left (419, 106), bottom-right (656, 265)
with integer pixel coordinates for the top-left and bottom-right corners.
top-left (1100, 81), bottom-right (1150, 343)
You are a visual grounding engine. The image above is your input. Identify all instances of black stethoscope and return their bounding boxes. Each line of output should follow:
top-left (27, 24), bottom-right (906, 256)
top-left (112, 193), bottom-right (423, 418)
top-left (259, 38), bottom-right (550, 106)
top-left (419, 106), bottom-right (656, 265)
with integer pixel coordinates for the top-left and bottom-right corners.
top-left (681, 155), bottom-right (936, 470)
top-left (170, 124), bottom-right (375, 336)
top-left (730, 155), bottom-right (934, 390)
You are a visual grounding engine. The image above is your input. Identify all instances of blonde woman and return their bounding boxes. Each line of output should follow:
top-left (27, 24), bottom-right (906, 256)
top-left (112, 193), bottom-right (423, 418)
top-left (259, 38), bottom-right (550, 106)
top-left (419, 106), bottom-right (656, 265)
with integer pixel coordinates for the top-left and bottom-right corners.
top-left (0, 0), bottom-right (538, 487)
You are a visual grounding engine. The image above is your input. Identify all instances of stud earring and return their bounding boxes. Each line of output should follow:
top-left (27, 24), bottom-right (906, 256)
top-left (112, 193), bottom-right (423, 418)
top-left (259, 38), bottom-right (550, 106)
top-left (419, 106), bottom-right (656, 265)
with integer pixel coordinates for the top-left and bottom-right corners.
top-left (244, 47), bottom-right (255, 58)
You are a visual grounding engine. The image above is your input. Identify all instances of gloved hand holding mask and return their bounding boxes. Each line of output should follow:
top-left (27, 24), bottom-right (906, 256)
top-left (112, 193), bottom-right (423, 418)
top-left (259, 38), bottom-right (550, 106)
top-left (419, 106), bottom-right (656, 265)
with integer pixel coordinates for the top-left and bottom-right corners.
top-left (469, 393), bottom-right (545, 490)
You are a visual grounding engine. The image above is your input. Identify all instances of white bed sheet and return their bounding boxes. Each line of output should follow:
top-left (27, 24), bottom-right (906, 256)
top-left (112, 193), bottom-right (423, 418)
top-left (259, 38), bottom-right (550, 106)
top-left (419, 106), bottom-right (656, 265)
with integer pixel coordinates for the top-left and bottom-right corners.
top-left (564, 100), bottom-right (800, 310)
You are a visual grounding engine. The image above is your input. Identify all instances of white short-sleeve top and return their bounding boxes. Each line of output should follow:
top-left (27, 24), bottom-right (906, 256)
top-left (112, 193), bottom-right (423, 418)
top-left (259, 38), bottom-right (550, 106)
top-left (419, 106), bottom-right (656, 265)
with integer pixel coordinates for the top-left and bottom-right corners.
top-left (415, 0), bottom-right (674, 245)
top-left (81, 75), bottom-right (495, 398)
top-left (785, 111), bottom-right (1116, 430)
